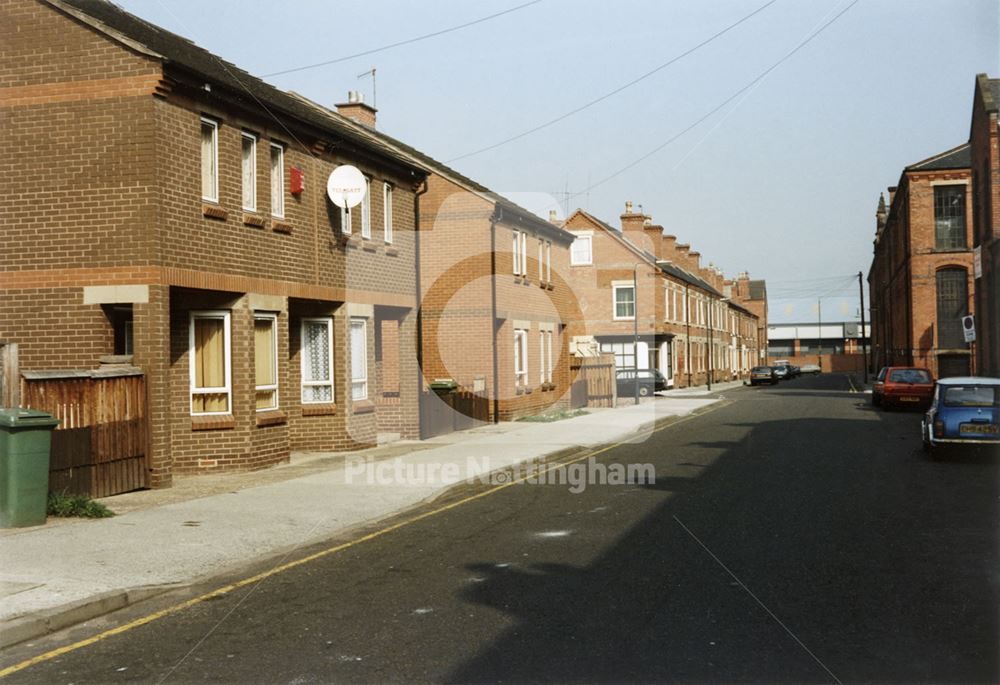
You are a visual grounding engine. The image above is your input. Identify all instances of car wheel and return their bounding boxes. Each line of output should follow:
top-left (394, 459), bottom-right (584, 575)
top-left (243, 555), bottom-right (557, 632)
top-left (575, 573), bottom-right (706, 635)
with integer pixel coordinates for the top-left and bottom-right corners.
top-left (638, 385), bottom-right (650, 397)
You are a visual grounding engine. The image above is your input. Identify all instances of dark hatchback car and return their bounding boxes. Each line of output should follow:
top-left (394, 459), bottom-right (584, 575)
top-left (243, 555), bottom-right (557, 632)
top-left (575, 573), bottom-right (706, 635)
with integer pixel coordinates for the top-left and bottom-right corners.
top-left (750, 366), bottom-right (777, 386)
top-left (772, 365), bottom-right (790, 381)
top-left (616, 369), bottom-right (668, 397)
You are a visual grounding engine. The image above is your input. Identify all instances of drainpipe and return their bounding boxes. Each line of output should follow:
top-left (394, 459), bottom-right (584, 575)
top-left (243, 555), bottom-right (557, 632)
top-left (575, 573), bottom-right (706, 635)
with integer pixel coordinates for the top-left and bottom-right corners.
top-left (490, 205), bottom-right (501, 423)
top-left (415, 177), bottom-right (428, 433)
top-left (685, 283), bottom-right (692, 388)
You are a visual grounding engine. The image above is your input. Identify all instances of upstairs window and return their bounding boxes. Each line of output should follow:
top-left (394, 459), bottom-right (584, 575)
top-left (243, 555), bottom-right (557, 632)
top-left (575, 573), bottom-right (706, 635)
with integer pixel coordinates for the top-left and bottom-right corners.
top-left (383, 183), bottom-right (393, 243)
top-left (361, 177), bottom-right (372, 239)
top-left (341, 206), bottom-right (352, 235)
top-left (934, 185), bottom-right (966, 250)
top-left (571, 235), bottom-right (592, 265)
top-left (200, 118), bottom-right (218, 202)
top-left (514, 328), bottom-right (528, 386)
top-left (241, 133), bottom-right (257, 212)
top-left (936, 268), bottom-right (968, 348)
top-left (270, 144), bottom-right (284, 218)
top-left (512, 231), bottom-right (527, 275)
top-left (614, 284), bottom-right (635, 320)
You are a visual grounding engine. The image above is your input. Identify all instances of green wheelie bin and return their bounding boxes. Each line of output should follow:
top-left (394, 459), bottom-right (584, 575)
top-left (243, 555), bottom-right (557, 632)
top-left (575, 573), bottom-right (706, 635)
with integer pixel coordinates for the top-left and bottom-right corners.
top-left (0, 408), bottom-right (60, 527)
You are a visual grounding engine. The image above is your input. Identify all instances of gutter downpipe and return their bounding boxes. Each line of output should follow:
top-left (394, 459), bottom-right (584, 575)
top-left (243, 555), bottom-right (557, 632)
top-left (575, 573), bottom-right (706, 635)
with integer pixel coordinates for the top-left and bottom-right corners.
top-left (685, 283), bottom-right (692, 388)
top-left (490, 205), bottom-right (501, 423)
top-left (415, 177), bottom-right (428, 436)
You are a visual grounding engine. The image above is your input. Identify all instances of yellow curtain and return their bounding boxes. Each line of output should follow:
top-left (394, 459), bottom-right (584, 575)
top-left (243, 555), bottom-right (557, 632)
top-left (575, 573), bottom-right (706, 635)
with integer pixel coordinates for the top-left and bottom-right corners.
top-left (255, 318), bottom-right (276, 409)
top-left (193, 318), bottom-right (227, 413)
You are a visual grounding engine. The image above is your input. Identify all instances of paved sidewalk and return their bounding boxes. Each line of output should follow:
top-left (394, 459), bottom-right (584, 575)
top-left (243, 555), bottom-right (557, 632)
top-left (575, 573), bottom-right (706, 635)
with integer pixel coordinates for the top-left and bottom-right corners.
top-left (0, 394), bottom-right (718, 647)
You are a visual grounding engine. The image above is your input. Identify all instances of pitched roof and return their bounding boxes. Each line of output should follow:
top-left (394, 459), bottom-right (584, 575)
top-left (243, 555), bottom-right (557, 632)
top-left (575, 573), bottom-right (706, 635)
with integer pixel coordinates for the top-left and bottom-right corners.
top-left (564, 210), bottom-right (723, 297)
top-left (905, 143), bottom-right (971, 172)
top-left (976, 73), bottom-right (999, 114)
top-left (47, 0), bottom-right (425, 175)
top-left (285, 94), bottom-right (572, 243)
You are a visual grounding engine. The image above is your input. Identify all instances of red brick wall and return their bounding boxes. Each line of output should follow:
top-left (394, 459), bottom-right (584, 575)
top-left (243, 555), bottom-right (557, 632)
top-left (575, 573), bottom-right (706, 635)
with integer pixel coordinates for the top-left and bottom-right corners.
top-left (970, 76), bottom-right (999, 376)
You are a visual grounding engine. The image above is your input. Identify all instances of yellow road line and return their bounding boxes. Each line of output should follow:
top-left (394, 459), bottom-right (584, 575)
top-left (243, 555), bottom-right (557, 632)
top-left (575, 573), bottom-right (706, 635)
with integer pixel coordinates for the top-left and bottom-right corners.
top-left (1, 408), bottom-right (711, 678)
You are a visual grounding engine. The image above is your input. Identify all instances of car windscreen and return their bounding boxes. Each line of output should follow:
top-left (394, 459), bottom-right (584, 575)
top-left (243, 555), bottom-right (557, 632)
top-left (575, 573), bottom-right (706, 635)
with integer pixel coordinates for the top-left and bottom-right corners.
top-left (888, 369), bottom-right (931, 384)
top-left (751, 367), bottom-right (770, 373)
top-left (942, 386), bottom-right (998, 407)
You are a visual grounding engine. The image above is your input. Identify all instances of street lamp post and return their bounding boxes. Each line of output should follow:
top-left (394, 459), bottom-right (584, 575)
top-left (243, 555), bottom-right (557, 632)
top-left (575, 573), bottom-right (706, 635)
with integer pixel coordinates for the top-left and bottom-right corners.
top-left (633, 264), bottom-right (639, 405)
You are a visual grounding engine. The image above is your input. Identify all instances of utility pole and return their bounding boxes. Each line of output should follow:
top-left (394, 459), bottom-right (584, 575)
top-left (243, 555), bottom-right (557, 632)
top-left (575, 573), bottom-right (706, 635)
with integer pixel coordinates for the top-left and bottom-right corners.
top-left (633, 264), bottom-right (639, 404)
top-left (858, 271), bottom-right (868, 383)
top-left (817, 297), bottom-right (822, 372)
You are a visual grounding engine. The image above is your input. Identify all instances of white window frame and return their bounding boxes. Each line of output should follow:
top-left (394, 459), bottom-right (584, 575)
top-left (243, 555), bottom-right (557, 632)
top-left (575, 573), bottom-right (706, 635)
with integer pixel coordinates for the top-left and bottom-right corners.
top-left (545, 241), bottom-right (552, 282)
top-left (189, 310), bottom-right (231, 416)
top-left (341, 206), bottom-right (352, 235)
top-left (613, 284), bottom-right (636, 321)
top-left (570, 234), bottom-right (592, 266)
top-left (350, 318), bottom-right (368, 401)
top-left (254, 313), bottom-right (278, 411)
top-left (383, 182), bottom-right (393, 243)
top-left (512, 231), bottom-right (521, 275)
top-left (546, 330), bottom-right (553, 383)
top-left (514, 328), bottom-right (528, 386)
top-left (538, 239), bottom-right (544, 280)
top-left (241, 132), bottom-right (257, 212)
top-left (361, 177), bottom-right (372, 239)
top-left (300, 317), bottom-right (334, 404)
top-left (200, 117), bottom-right (219, 203)
top-left (270, 143), bottom-right (285, 218)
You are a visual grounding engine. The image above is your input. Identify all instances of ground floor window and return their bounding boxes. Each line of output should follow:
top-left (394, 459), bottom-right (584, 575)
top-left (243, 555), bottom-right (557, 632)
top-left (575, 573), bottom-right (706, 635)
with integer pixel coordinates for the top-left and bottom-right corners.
top-left (600, 341), bottom-right (636, 370)
top-left (254, 314), bottom-right (278, 410)
top-left (190, 311), bottom-right (231, 415)
top-left (350, 318), bottom-right (368, 400)
top-left (514, 328), bottom-right (528, 386)
top-left (539, 330), bottom-right (553, 384)
top-left (301, 317), bottom-right (334, 403)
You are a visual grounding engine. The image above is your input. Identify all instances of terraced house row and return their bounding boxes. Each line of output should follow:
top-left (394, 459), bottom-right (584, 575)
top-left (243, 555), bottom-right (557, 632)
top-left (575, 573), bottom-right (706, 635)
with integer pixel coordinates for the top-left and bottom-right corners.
top-left (0, 0), bottom-right (764, 490)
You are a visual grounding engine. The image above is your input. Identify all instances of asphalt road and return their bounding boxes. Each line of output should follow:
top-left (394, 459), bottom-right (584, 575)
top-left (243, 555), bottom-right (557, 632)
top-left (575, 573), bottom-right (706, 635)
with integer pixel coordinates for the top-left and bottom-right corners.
top-left (3, 373), bottom-right (998, 684)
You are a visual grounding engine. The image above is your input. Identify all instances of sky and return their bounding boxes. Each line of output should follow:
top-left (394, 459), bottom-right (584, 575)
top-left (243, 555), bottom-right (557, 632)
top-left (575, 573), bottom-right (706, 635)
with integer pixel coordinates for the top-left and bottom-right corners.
top-left (116, 0), bottom-right (999, 323)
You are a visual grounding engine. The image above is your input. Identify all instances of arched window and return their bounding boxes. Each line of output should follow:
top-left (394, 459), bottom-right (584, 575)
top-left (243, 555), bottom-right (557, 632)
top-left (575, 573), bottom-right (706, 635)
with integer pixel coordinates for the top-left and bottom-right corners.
top-left (936, 268), bottom-right (968, 348)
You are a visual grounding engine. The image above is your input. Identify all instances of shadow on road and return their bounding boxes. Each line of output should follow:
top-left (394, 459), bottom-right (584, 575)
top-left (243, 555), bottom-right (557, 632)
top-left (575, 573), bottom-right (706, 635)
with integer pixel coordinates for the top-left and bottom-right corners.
top-left (445, 401), bottom-right (999, 684)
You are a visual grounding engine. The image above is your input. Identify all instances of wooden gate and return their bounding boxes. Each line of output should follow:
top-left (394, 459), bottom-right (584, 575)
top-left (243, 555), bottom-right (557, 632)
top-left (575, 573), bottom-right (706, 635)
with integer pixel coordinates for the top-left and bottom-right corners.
top-left (21, 368), bottom-right (147, 497)
top-left (420, 390), bottom-right (490, 439)
top-left (570, 354), bottom-right (617, 408)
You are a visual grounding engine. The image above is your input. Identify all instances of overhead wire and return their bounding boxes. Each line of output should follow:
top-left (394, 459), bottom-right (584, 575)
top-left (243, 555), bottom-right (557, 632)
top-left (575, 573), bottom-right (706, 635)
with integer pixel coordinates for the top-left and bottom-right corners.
top-left (446, 0), bottom-right (779, 163)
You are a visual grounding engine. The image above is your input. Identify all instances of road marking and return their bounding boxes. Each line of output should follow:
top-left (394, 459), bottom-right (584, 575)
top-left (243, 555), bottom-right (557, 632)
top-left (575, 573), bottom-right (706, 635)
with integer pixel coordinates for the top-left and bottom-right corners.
top-left (0, 405), bottom-right (720, 678)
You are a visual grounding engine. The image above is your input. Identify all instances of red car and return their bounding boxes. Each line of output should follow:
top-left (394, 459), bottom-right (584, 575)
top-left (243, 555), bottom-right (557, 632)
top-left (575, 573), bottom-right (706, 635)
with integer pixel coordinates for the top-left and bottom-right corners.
top-left (874, 366), bottom-right (935, 409)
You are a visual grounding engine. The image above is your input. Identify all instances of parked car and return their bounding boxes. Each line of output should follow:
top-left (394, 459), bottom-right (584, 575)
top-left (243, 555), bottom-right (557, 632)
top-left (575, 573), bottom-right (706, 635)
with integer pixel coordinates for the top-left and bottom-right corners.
top-left (789, 365), bottom-right (801, 378)
top-left (616, 369), bottom-right (668, 397)
top-left (750, 366), bottom-right (777, 386)
top-left (878, 367), bottom-right (934, 409)
top-left (872, 366), bottom-right (888, 405)
top-left (922, 377), bottom-right (1000, 457)
top-left (800, 364), bottom-right (821, 375)
top-left (772, 365), bottom-right (790, 380)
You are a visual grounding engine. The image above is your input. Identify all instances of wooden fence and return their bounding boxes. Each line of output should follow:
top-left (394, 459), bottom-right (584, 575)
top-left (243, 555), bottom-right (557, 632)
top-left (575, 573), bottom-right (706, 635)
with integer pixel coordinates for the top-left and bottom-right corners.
top-left (570, 354), bottom-right (617, 408)
top-left (420, 389), bottom-right (490, 439)
top-left (21, 368), bottom-right (147, 498)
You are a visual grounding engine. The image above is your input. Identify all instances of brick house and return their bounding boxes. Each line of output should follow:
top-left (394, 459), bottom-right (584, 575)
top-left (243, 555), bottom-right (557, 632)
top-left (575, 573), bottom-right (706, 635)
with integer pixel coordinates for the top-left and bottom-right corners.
top-left (970, 74), bottom-right (999, 377)
top-left (0, 0), bottom-right (430, 486)
top-left (562, 205), bottom-right (760, 388)
top-left (728, 273), bottom-right (769, 367)
top-left (286, 92), bottom-right (580, 422)
top-left (867, 143), bottom-right (976, 378)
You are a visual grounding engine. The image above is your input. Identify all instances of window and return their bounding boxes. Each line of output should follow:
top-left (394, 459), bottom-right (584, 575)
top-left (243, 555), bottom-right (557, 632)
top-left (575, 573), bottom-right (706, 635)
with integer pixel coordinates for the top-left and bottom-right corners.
top-left (512, 231), bottom-right (527, 275)
top-left (934, 185), bottom-right (966, 250)
top-left (350, 318), bottom-right (368, 400)
top-left (270, 143), bottom-right (284, 218)
top-left (538, 239), bottom-right (544, 280)
top-left (514, 328), bottom-right (528, 386)
top-left (614, 284), bottom-right (635, 320)
top-left (301, 318), bottom-right (334, 403)
top-left (570, 235), bottom-right (592, 265)
top-left (200, 118), bottom-right (218, 202)
top-left (545, 241), bottom-right (552, 282)
top-left (341, 206), bottom-right (352, 234)
top-left (241, 133), bottom-right (256, 211)
top-left (936, 268), bottom-right (968, 348)
top-left (600, 341), bottom-right (636, 371)
top-left (539, 330), bottom-right (553, 384)
top-left (361, 177), bottom-right (372, 239)
top-left (189, 311), bottom-right (230, 415)
top-left (254, 314), bottom-right (278, 410)
top-left (383, 183), bottom-right (393, 243)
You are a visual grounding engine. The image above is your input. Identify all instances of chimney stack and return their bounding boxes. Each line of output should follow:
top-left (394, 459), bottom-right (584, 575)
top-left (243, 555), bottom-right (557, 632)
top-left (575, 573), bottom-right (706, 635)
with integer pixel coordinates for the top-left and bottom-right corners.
top-left (548, 209), bottom-right (559, 224)
top-left (335, 90), bottom-right (377, 129)
top-left (620, 200), bottom-right (647, 235)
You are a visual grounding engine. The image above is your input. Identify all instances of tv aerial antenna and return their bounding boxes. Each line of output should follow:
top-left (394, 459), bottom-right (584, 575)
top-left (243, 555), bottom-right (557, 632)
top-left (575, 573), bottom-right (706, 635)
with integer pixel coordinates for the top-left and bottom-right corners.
top-left (357, 67), bottom-right (376, 108)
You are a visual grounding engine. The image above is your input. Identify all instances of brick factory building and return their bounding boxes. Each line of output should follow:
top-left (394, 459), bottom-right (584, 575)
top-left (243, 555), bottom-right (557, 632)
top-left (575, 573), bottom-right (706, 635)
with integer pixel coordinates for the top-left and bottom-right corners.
top-left (1, 0), bottom-right (431, 486)
top-left (867, 144), bottom-right (977, 378)
top-left (969, 74), bottom-right (999, 377)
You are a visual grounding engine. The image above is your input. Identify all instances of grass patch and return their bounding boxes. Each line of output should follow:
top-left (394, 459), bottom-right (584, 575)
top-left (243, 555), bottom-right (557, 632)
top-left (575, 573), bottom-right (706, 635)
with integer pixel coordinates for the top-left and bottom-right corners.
top-left (517, 409), bottom-right (589, 423)
top-left (47, 491), bottom-right (114, 518)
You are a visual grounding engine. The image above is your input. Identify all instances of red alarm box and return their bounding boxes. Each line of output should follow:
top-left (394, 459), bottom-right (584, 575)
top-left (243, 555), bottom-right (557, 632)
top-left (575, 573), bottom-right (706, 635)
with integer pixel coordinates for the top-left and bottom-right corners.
top-left (290, 167), bottom-right (304, 195)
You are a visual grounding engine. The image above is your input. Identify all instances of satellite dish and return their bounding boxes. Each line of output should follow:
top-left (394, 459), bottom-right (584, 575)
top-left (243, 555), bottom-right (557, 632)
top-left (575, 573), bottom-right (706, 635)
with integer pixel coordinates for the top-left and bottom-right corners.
top-left (326, 165), bottom-right (366, 208)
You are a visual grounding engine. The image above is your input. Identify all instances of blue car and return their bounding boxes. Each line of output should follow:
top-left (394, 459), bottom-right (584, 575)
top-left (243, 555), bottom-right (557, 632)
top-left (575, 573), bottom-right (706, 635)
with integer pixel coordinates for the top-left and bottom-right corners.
top-left (922, 377), bottom-right (1000, 458)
